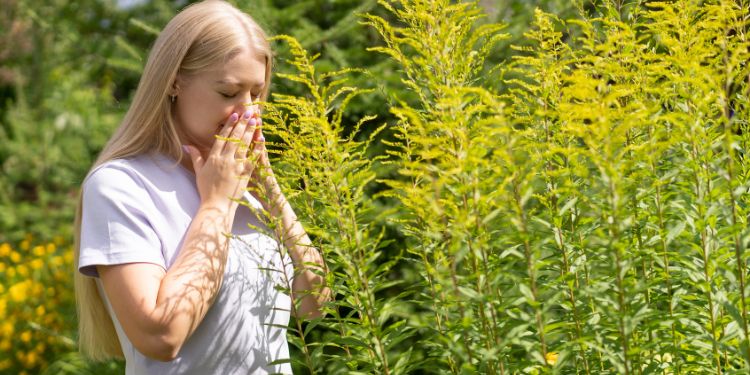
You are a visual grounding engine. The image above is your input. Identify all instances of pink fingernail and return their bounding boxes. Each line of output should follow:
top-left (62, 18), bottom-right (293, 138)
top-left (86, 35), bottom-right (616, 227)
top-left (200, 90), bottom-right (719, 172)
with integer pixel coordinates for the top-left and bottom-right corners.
top-left (242, 109), bottom-right (253, 120)
top-left (259, 135), bottom-right (265, 142)
top-left (229, 113), bottom-right (239, 122)
top-left (249, 118), bottom-right (257, 126)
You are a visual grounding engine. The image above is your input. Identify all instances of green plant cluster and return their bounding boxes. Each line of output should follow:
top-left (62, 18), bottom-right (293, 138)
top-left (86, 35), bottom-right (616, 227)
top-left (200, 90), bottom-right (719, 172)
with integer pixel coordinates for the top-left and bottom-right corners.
top-left (263, 0), bottom-right (750, 373)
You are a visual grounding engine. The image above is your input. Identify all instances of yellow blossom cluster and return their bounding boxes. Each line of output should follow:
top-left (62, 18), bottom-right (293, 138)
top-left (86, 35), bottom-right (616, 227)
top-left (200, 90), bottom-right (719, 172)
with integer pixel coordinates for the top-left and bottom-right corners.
top-left (0, 234), bottom-right (76, 373)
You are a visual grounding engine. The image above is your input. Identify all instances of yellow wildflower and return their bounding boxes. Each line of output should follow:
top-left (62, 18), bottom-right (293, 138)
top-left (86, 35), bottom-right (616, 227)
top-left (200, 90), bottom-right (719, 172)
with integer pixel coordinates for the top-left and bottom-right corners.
top-left (31, 282), bottom-right (43, 296)
top-left (46, 243), bottom-right (56, 254)
top-left (17, 264), bottom-right (29, 277)
top-left (24, 351), bottom-right (37, 368)
top-left (30, 259), bottom-right (43, 270)
top-left (545, 351), bottom-right (558, 365)
top-left (1, 322), bottom-right (14, 336)
top-left (10, 251), bottom-right (21, 263)
top-left (0, 299), bottom-right (5, 318)
top-left (0, 263), bottom-right (5, 272)
top-left (20, 239), bottom-right (30, 250)
top-left (9, 281), bottom-right (29, 302)
top-left (0, 243), bottom-right (10, 257)
top-left (7, 267), bottom-right (16, 278)
top-left (63, 251), bottom-right (74, 264)
top-left (53, 236), bottom-right (64, 246)
top-left (50, 256), bottom-right (63, 267)
top-left (0, 358), bottom-right (11, 370)
top-left (32, 245), bottom-right (45, 257)
top-left (20, 330), bottom-right (32, 343)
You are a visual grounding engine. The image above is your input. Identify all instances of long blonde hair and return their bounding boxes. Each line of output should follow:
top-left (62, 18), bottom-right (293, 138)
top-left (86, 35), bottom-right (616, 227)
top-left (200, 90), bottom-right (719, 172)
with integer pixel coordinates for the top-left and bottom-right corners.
top-left (74, 0), bottom-right (273, 361)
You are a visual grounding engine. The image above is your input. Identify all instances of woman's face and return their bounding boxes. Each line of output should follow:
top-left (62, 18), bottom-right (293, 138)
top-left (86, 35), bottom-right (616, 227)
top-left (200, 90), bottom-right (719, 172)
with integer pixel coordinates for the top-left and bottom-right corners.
top-left (173, 49), bottom-right (266, 154)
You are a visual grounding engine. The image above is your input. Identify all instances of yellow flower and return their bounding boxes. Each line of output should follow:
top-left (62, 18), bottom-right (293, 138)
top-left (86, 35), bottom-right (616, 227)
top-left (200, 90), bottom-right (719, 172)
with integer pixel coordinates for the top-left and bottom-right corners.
top-left (545, 351), bottom-right (558, 365)
top-left (63, 251), bottom-right (74, 264)
top-left (32, 246), bottom-right (45, 257)
top-left (24, 351), bottom-right (38, 368)
top-left (9, 281), bottom-right (29, 302)
top-left (53, 236), bottom-right (64, 246)
top-left (0, 263), bottom-right (5, 273)
top-left (46, 243), bottom-right (56, 254)
top-left (10, 251), bottom-right (21, 263)
top-left (20, 239), bottom-right (30, 251)
top-left (0, 243), bottom-right (10, 257)
top-left (0, 358), bottom-right (11, 370)
top-left (7, 267), bottom-right (16, 278)
top-left (35, 305), bottom-right (45, 317)
top-left (50, 256), bottom-right (63, 267)
top-left (20, 330), bottom-right (32, 343)
top-left (30, 259), bottom-right (43, 270)
top-left (17, 264), bottom-right (29, 277)
top-left (0, 299), bottom-right (5, 318)
top-left (1, 322), bottom-right (14, 337)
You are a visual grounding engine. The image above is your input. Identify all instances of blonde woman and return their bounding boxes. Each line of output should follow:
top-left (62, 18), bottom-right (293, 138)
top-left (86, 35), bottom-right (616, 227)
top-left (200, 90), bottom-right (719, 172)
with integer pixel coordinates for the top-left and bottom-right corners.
top-left (73, 1), bottom-right (329, 373)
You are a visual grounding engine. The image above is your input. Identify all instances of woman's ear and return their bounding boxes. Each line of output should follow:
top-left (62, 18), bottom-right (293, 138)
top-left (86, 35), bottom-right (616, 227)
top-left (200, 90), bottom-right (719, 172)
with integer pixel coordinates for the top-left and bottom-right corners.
top-left (170, 75), bottom-right (185, 96)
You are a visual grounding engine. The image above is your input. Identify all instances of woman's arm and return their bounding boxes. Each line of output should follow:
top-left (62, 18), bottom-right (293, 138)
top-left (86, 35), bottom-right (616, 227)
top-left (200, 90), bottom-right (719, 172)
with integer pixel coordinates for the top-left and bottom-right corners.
top-left (262, 180), bottom-right (332, 319)
top-left (97, 202), bottom-right (234, 361)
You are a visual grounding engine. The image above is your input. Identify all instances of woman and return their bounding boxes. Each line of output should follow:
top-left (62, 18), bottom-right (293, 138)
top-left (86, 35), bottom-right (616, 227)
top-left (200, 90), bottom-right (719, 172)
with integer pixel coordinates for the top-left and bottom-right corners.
top-left (73, 1), bottom-right (330, 373)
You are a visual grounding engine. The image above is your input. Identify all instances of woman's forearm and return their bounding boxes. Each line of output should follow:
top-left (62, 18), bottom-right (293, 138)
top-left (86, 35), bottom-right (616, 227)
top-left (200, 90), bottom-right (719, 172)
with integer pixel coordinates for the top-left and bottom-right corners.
top-left (152, 201), bottom-right (235, 354)
top-left (263, 183), bottom-right (331, 318)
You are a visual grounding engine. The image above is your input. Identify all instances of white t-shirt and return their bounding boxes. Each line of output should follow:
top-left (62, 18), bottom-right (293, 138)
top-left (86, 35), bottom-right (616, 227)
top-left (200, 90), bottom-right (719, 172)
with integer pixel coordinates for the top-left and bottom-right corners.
top-left (78, 152), bottom-right (294, 375)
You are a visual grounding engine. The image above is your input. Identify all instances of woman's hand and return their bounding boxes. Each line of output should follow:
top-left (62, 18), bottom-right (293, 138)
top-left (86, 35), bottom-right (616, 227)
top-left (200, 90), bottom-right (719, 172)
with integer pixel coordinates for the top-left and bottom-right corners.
top-left (245, 108), bottom-right (282, 201)
top-left (184, 109), bottom-right (259, 209)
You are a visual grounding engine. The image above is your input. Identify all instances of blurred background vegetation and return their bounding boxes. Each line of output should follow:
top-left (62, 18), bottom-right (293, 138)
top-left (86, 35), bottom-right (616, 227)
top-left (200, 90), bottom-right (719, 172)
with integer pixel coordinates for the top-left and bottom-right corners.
top-left (0, 0), bottom-right (577, 373)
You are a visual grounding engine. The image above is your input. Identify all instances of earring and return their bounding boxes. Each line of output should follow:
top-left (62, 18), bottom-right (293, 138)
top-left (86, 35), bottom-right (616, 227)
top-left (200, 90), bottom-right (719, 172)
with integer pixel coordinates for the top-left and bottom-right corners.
top-left (170, 95), bottom-right (176, 103)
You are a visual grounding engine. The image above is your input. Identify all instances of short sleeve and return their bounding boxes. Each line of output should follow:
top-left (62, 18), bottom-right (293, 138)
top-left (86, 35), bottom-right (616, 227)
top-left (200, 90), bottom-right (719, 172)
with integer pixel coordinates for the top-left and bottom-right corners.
top-left (78, 165), bottom-right (166, 277)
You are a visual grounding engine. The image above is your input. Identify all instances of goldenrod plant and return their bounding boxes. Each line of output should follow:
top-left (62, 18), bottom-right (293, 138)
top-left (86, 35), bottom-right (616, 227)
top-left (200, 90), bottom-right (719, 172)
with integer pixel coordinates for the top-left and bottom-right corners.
top-left (265, 0), bottom-right (750, 373)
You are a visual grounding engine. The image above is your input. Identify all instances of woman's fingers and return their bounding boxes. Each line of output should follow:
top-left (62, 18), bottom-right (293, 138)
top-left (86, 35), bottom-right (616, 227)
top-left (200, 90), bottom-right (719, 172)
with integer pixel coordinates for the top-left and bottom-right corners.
top-left (222, 109), bottom-right (253, 157)
top-left (211, 112), bottom-right (239, 153)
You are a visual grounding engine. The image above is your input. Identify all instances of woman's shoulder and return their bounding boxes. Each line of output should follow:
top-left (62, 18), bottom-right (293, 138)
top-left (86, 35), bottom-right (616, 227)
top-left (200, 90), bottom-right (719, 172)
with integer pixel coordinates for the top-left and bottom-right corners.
top-left (83, 153), bottom-right (172, 195)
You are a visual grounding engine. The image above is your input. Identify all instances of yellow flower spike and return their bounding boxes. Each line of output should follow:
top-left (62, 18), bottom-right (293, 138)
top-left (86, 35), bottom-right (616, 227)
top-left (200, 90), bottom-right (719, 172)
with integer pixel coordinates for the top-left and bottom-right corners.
top-left (10, 251), bottom-right (21, 263)
top-left (20, 330), bottom-right (32, 343)
top-left (0, 243), bottom-right (10, 257)
top-left (545, 352), bottom-right (558, 366)
top-left (32, 246), bottom-right (45, 257)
